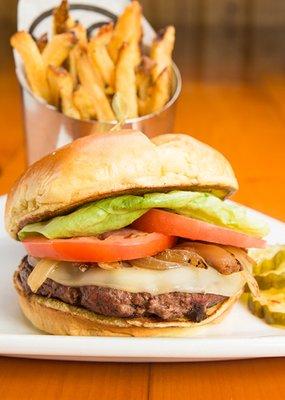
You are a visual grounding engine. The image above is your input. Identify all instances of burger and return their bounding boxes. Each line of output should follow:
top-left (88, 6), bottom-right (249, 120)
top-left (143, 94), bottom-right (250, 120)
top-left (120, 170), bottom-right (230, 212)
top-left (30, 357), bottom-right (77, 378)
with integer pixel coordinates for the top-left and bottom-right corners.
top-left (5, 130), bottom-right (268, 336)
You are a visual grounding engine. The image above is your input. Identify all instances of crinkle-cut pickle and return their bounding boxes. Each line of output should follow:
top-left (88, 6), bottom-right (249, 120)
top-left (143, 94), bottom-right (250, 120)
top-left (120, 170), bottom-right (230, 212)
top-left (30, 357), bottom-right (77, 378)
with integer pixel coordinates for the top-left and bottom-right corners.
top-left (255, 272), bottom-right (285, 290)
top-left (253, 248), bottom-right (285, 289)
top-left (248, 289), bottom-right (285, 326)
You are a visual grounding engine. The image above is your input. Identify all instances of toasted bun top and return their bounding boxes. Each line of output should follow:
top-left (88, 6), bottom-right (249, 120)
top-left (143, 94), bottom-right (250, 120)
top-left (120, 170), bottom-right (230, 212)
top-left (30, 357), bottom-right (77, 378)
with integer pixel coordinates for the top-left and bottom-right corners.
top-left (5, 130), bottom-right (238, 238)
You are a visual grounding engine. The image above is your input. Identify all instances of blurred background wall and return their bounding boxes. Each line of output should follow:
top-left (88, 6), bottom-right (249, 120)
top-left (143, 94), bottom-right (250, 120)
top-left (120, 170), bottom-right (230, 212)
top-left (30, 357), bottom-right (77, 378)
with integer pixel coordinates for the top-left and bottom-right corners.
top-left (1, 0), bottom-right (285, 81)
top-left (143, 0), bottom-right (285, 28)
top-left (142, 0), bottom-right (285, 81)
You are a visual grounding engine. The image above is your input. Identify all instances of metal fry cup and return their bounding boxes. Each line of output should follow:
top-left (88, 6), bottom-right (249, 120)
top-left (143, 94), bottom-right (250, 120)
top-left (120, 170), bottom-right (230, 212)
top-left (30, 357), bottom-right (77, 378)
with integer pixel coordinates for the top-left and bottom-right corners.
top-left (16, 63), bottom-right (181, 165)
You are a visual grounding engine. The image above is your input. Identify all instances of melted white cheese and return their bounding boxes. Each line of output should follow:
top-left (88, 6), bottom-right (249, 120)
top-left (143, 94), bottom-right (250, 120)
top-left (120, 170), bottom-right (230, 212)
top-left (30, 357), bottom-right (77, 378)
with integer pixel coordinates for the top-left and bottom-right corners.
top-left (46, 263), bottom-right (246, 296)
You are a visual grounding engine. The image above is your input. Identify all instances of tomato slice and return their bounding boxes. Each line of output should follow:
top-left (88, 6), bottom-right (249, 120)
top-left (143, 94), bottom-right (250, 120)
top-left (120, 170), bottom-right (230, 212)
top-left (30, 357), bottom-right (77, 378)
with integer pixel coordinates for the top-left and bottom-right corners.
top-left (23, 229), bottom-right (176, 262)
top-left (132, 209), bottom-right (266, 248)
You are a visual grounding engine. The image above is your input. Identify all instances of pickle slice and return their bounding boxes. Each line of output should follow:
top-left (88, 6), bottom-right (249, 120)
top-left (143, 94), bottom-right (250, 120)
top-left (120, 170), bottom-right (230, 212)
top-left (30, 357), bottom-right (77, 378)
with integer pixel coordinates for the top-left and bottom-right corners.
top-left (248, 289), bottom-right (285, 326)
top-left (252, 248), bottom-right (285, 289)
top-left (251, 248), bottom-right (285, 275)
top-left (255, 272), bottom-right (285, 290)
top-left (248, 294), bottom-right (265, 319)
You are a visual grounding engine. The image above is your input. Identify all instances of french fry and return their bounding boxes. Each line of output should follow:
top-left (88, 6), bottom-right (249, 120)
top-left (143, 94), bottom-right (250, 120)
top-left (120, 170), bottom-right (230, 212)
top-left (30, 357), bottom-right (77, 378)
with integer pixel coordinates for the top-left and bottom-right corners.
top-left (65, 17), bottom-right (76, 30)
top-left (88, 35), bottom-right (115, 88)
top-left (73, 85), bottom-right (97, 120)
top-left (70, 21), bottom-right (87, 44)
top-left (115, 42), bottom-right (138, 119)
top-left (36, 32), bottom-right (48, 53)
top-left (76, 47), bottom-right (115, 121)
top-left (136, 56), bottom-right (156, 101)
top-left (112, 92), bottom-right (129, 123)
top-left (53, 0), bottom-right (70, 34)
top-left (88, 23), bottom-right (114, 88)
top-left (68, 22), bottom-right (88, 87)
top-left (42, 31), bottom-right (77, 67)
top-left (68, 45), bottom-right (80, 88)
top-left (139, 67), bottom-right (171, 115)
top-left (92, 23), bottom-right (114, 46)
top-left (10, 31), bottom-right (50, 102)
top-left (88, 43), bottom-right (115, 88)
top-left (47, 65), bottom-right (80, 119)
top-left (150, 26), bottom-right (175, 81)
top-left (47, 66), bottom-right (61, 107)
top-left (76, 45), bottom-right (104, 88)
top-left (108, 1), bottom-right (142, 64)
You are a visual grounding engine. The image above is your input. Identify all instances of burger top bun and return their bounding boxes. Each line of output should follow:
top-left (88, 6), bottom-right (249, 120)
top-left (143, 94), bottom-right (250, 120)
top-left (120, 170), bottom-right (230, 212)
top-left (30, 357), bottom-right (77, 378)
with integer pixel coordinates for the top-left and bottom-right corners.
top-left (5, 130), bottom-right (238, 238)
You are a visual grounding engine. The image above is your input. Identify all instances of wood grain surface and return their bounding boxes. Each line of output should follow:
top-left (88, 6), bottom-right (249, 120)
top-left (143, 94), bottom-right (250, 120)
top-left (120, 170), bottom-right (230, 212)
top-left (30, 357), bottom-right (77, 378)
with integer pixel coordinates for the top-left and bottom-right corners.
top-left (0, 18), bottom-right (285, 400)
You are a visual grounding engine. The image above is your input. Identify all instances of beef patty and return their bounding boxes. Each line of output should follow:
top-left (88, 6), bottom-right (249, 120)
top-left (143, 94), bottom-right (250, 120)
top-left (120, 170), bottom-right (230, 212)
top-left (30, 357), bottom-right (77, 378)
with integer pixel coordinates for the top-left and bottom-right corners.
top-left (17, 257), bottom-right (227, 322)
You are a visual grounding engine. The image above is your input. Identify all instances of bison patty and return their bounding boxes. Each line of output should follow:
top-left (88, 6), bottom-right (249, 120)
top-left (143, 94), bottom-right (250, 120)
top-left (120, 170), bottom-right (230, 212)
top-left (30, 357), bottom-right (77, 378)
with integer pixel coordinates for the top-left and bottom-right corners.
top-left (17, 257), bottom-right (227, 322)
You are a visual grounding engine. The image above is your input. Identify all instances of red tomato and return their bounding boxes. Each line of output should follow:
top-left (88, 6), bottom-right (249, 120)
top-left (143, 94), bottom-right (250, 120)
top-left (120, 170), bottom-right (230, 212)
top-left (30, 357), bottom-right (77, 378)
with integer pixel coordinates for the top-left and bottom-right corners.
top-left (132, 209), bottom-right (266, 248)
top-left (23, 229), bottom-right (176, 262)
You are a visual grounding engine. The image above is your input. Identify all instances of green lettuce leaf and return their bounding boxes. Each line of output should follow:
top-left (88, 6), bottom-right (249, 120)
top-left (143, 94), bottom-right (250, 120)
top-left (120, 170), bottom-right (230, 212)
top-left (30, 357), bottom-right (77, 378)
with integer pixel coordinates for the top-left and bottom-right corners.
top-left (18, 196), bottom-right (148, 240)
top-left (18, 191), bottom-right (269, 240)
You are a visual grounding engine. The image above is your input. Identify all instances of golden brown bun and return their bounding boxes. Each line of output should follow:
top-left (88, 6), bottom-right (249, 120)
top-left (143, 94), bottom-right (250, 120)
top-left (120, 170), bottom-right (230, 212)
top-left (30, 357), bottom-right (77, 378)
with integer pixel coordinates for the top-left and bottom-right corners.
top-left (6, 130), bottom-right (238, 238)
top-left (14, 274), bottom-right (242, 337)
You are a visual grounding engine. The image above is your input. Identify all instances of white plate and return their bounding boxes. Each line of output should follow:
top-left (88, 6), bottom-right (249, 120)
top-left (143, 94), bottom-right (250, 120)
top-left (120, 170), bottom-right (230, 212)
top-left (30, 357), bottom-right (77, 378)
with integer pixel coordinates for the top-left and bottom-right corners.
top-left (0, 195), bottom-right (285, 362)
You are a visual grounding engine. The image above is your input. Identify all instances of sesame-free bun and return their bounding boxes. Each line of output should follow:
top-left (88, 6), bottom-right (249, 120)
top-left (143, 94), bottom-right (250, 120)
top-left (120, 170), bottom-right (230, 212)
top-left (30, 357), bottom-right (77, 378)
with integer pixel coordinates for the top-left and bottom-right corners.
top-left (14, 273), bottom-right (242, 337)
top-left (5, 130), bottom-right (238, 238)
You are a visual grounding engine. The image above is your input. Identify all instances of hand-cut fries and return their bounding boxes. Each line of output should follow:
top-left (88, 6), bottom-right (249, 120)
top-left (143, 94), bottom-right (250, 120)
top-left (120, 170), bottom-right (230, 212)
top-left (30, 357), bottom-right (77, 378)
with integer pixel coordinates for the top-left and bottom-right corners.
top-left (108, 1), bottom-right (142, 65)
top-left (42, 32), bottom-right (77, 67)
top-left (136, 56), bottom-right (156, 101)
top-left (112, 93), bottom-right (129, 123)
top-left (53, 0), bottom-right (70, 35)
top-left (76, 46), bottom-right (115, 121)
top-left (150, 26), bottom-right (175, 81)
top-left (88, 43), bottom-right (115, 89)
top-left (68, 45), bottom-right (80, 88)
top-left (137, 26), bottom-right (175, 116)
top-left (115, 42), bottom-right (138, 119)
top-left (139, 67), bottom-right (172, 115)
top-left (70, 22), bottom-right (87, 44)
top-left (47, 66), bottom-right (60, 107)
top-left (88, 34), bottom-right (115, 89)
top-left (11, 0), bottom-right (176, 123)
top-left (36, 33), bottom-right (48, 53)
top-left (87, 23), bottom-right (114, 89)
top-left (68, 22), bottom-right (88, 87)
top-left (75, 46), bottom-right (104, 89)
top-left (93, 23), bottom-right (114, 46)
top-left (47, 65), bottom-right (80, 119)
top-left (11, 31), bottom-right (51, 102)
top-left (73, 85), bottom-right (97, 120)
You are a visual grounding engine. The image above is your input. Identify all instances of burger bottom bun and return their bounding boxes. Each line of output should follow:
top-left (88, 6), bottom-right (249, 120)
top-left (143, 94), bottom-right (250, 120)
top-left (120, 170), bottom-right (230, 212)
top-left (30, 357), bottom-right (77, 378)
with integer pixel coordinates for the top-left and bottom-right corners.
top-left (14, 274), bottom-right (242, 337)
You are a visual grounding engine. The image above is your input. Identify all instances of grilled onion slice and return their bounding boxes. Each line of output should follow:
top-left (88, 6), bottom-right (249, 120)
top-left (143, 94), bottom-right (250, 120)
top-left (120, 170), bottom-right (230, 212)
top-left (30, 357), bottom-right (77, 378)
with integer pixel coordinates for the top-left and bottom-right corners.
top-left (27, 259), bottom-right (59, 293)
top-left (223, 245), bottom-right (259, 297)
top-left (178, 242), bottom-right (242, 274)
top-left (130, 249), bottom-right (208, 270)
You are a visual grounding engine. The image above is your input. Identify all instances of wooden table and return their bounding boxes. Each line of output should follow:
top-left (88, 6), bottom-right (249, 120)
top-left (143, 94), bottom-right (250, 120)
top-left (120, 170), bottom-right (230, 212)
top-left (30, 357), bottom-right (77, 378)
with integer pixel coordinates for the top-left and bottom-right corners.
top-left (1, 36), bottom-right (285, 400)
